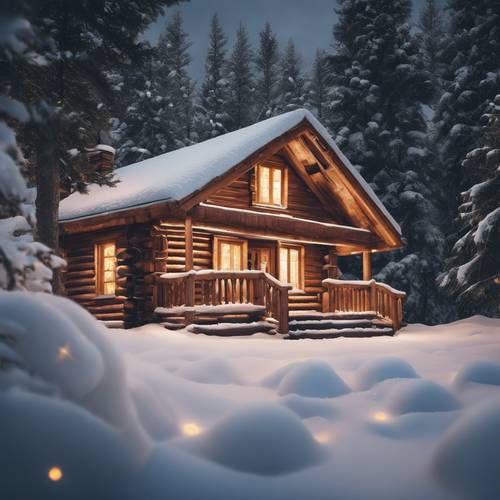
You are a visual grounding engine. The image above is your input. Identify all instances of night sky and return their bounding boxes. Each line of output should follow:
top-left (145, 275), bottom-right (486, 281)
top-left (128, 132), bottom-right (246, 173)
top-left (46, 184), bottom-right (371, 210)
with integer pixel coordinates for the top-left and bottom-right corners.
top-left (145, 0), bottom-right (431, 82)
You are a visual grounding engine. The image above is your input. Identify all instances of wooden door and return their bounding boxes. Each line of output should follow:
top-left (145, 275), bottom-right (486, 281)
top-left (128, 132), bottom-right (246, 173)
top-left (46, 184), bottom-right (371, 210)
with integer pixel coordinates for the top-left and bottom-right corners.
top-left (249, 247), bottom-right (272, 274)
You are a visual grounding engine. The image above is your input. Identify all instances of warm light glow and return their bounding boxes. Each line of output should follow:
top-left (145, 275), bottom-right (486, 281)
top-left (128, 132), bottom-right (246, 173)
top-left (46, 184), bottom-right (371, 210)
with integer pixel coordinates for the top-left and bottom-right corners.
top-left (48, 467), bottom-right (63, 481)
top-left (372, 411), bottom-right (390, 422)
top-left (313, 432), bottom-right (332, 444)
top-left (256, 164), bottom-right (284, 206)
top-left (182, 422), bottom-right (201, 436)
top-left (57, 344), bottom-right (73, 362)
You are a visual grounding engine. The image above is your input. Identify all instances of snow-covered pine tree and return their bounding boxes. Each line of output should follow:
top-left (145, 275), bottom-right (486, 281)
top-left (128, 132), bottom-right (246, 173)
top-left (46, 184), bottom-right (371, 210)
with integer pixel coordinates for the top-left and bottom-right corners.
top-left (227, 24), bottom-right (255, 130)
top-left (438, 95), bottom-right (500, 317)
top-left (109, 53), bottom-right (174, 168)
top-left (0, 4), bottom-right (63, 292)
top-left (156, 11), bottom-right (196, 148)
top-left (417, 0), bottom-right (445, 88)
top-left (255, 23), bottom-right (280, 120)
top-left (13, 0), bottom-right (177, 292)
top-left (434, 0), bottom-right (500, 207)
top-left (308, 49), bottom-right (329, 119)
top-left (196, 14), bottom-right (231, 141)
top-left (328, 0), bottom-right (448, 323)
top-left (275, 39), bottom-right (306, 113)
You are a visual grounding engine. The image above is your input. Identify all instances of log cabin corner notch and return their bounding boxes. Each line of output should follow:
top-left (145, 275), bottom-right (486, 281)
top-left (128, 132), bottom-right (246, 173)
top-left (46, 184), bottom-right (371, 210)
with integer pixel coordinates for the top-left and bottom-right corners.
top-left (59, 108), bottom-right (405, 336)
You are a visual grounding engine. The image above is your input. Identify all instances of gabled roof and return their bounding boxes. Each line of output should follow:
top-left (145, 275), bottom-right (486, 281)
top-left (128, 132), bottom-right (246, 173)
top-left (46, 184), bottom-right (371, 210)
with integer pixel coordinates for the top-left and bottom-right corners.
top-left (59, 109), bottom-right (401, 246)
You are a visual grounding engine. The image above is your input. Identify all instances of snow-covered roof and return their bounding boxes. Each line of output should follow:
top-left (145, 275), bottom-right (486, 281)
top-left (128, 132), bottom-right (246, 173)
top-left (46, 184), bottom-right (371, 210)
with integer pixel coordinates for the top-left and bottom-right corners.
top-left (59, 109), bottom-right (400, 234)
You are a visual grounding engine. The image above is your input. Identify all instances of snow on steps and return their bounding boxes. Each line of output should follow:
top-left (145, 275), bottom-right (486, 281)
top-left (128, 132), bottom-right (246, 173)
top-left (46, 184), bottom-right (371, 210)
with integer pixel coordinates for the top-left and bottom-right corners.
top-left (187, 321), bottom-right (277, 337)
top-left (285, 327), bottom-right (394, 340)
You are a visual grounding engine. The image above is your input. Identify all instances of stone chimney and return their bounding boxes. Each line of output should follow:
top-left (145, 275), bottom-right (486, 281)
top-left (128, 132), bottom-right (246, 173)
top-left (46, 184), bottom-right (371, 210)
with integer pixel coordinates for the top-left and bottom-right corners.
top-left (87, 144), bottom-right (116, 177)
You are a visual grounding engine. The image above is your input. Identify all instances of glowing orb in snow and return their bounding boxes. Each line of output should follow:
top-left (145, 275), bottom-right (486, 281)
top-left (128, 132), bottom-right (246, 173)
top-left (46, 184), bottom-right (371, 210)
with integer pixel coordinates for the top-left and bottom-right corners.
top-left (182, 422), bottom-right (202, 436)
top-left (48, 467), bottom-right (63, 481)
top-left (372, 411), bottom-right (390, 422)
top-left (57, 344), bottom-right (73, 362)
top-left (313, 432), bottom-right (332, 444)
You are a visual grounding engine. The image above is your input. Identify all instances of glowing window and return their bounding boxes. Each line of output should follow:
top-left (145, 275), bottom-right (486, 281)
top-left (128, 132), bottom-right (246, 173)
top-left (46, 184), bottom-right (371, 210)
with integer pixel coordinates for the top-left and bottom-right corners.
top-left (215, 237), bottom-right (247, 271)
top-left (279, 245), bottom-right (303, 290)
top-left (256, 164), bottom-right (286, 207)
top-left (95, 242), bottom-right (116, 295)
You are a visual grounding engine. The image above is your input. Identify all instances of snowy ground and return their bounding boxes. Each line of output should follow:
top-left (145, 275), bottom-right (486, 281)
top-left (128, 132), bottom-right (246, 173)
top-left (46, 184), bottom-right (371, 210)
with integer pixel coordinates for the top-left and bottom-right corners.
top-left (1, 292), bottom-right (500, 500)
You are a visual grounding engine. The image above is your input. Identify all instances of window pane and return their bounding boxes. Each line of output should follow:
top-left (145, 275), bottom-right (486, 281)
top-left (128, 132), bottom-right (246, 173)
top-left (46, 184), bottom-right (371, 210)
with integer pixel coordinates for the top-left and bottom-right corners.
top-left (104, 271), bottom-right (115, 282)
top-left (272, 168), bottom-right (282, 205)
top-left (258, 166), bottom-right (270, 204)
top-left (220, 242), bottom-right (231, 270)
top-left (104, 281), bottom-right (115, 295)
top-left (289, 249), bottom-right (299, 289)
top-left (103, 243), bottom-right (115, 257)
top-left (103, 257), bottom-right (115, 271)
top-left (232, 244), bottom-right (241, 270)
top-left (279, 248), bottom-right (288, 284)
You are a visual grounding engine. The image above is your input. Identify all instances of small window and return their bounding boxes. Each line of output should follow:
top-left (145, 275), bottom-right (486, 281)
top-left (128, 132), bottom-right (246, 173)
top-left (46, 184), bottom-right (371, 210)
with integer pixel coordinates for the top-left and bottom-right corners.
top-left (95, 242), bottom-right (116, 296)
top-left (279, 245), bottom-right (303, 290)
top-left (255, 164), bottom-right (287, 207)
top-left (214, 237), bottom-right (248, 271)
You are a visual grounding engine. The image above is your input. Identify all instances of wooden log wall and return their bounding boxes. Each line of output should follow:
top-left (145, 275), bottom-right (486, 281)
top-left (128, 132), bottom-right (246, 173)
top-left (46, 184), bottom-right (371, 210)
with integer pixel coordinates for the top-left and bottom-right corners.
top-left (205, 155), bottom-right (337, 223)
top-left (288, 244), bottom-right (328, 311)
top-left (152, 221), bottom-right (213, 272)
top-left (62, 230), bottom-right (128, 327)
top-left (62, 224), bottom-right (153, 328)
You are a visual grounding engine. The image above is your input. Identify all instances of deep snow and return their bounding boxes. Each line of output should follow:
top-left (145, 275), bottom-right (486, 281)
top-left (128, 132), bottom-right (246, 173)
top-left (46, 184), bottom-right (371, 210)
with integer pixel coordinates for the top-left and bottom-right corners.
top-left (1, 291), bottom-right (500, 500)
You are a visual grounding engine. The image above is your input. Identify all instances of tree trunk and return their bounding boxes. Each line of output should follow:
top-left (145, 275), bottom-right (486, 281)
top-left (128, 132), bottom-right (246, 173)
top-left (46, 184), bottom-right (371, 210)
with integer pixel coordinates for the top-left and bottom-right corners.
top-left (35, 123), bottom-right (63, 295)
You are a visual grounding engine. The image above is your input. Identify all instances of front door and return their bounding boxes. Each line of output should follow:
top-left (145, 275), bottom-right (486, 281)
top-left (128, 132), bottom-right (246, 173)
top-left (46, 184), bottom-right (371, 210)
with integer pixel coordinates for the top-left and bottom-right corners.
top-left (249, 247), bottom-right (273, 274)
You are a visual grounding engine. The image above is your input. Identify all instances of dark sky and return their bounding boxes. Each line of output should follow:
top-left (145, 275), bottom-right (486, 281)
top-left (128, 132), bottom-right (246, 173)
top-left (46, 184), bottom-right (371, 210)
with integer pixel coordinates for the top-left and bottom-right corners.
top-left (145, 0), bottom-right (429, 83)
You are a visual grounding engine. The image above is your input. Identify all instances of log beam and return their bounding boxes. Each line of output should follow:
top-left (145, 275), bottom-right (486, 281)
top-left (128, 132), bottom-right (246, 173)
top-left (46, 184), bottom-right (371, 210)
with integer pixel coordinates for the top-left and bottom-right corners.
top-left (362, 251), bottom-right (372, 281)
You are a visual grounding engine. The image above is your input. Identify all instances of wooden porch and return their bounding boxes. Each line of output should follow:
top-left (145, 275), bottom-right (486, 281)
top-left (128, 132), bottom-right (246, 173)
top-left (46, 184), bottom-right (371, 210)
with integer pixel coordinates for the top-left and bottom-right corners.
top-left (153, 270), bottom-right (405, 338)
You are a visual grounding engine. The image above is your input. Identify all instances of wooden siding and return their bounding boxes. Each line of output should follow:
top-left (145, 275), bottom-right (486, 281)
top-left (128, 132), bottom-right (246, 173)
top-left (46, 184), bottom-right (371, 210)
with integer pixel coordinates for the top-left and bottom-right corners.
top-left (155, 220), bottom-right (328, 312)
top-left (205, 157), bottom-right (339, 223)
top-left (62, 224), bottom-right (152, 328)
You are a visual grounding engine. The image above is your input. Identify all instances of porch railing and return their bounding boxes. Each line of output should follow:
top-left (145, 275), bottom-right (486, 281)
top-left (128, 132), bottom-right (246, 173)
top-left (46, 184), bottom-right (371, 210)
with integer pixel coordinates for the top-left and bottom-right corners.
top-left (322, 279), bottom-right (406, 331)
top-left (153, 270), bottom-right (292, 334)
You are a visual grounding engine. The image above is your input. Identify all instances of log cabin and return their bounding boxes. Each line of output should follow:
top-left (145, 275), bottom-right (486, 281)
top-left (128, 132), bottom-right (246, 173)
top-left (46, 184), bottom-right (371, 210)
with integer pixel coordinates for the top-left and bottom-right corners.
top-left (59, 109), bottom-right (406, 338)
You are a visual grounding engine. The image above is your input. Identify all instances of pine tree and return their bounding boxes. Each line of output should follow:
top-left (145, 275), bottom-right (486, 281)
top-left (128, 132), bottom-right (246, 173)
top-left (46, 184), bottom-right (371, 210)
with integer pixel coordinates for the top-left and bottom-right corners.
top-left (156, 11), bottom-right (196, 148)
top-left (197, 14), bottom-right (230, 140)
top-left (276, 39), bottom-right (305, 113)
top-left (328, 0), bottom-right (447, 323)
top-left (308, 50), bottom-right (329, 119)
top-left (255, 23), bottom-right (280, 120)
top-left (12, 0), bottom-right (178, 292)
top-left (434, 0), bottom-right (500, 207)
top-left (110, 57), bottom-right (172, 167)
top-left (417, 0), bottom-right (445, 84)
top-left (438, 95), bottom-right (500, 317)
top-left (0, 3), bottom-right (63, 292)
top-left (227, 24), bottom-right (254, 130)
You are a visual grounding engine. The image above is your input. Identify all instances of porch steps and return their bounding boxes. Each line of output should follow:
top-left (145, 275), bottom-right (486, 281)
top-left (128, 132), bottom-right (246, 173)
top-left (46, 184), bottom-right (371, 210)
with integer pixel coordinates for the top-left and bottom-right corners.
top-left (286, 310), bottom-right (394, 339)
top-left (187, 321), bottom-right (277, 336)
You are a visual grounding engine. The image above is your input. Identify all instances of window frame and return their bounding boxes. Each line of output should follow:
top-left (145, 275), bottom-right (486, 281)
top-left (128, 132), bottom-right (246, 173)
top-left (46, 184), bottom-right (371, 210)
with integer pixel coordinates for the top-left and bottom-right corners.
top-left (95, 241), bottom-right (117, 297)
top-left (277, 243), bottom-right (304, 291)
top-left (213, 236), bottom-right (248, 271)
top-left (253, 162), bottom-right (288, 209)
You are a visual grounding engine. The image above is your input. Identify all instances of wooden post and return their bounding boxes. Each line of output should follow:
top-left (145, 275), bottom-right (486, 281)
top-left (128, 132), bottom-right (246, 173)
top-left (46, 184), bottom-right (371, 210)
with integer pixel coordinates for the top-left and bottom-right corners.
top-left (185, 272), bottom-right (195, 325)
top-left (185, 215), bottom-right (194, 271)
top-left (362, 251), bottom-right (372, 281)
top-left (279, 287), bottom-right (289, 336)
top-left (325, 248), bottom-right (338, 279)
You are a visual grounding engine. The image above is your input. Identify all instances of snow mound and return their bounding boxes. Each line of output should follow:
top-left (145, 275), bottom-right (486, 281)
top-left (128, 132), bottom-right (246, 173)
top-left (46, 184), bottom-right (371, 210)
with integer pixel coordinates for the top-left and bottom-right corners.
top-left (354, 357), bottom-right (418, 390)
top-left (276, 360), bottom-right (350, 398)
top-left (386, 380), bottom-right (461, 415)
top-left (0, 292), bottom-right (149, 463)
top-left (193, 403), bottom-right (324, 475)
top-left (453, 361), bottom-right (500, 389)
top-left (0, 389), bottom-right (135, 499)
top-left (130, 383), bottom-right (178, 441)
top-left (280, 394), bottom-right (338, 419)
top-left (175, 357), bottom-right (243, 385)
top-left (432, 399), bottom-right (500, 499)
